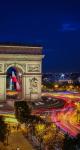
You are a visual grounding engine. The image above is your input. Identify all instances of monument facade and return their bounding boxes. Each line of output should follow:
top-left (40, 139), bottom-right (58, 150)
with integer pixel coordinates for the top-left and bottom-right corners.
top-left (0, 44), bottom-right (44, 101)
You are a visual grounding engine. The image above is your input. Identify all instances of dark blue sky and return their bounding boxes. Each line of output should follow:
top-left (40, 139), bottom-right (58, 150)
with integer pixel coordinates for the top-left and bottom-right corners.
top-left (0, 0), bottom-right (80, 73)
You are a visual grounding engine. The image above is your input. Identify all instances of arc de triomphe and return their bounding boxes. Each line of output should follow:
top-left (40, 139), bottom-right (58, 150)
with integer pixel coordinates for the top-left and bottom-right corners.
top-left (0, 44), bottom-right (44, 101)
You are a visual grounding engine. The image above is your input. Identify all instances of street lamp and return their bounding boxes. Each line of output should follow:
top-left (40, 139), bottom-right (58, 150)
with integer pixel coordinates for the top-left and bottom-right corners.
top-left (6, 128), bottom-right (9, 145)
top-left (30, 87), bottom-right (32, 101)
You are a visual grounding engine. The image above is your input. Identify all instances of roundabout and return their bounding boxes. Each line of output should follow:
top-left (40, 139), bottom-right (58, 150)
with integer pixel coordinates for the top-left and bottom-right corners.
top-left (41, 96), bottom-right (66, 109)
top-left (42, 92), bottom-right (80, 137)
top-left (31, 95), bottom-right (67, 115)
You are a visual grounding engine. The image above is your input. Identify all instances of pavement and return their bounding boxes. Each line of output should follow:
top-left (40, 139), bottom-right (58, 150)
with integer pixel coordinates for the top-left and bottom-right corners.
top-left (6, 131), bottom-right (35, 150)
top-left (0, 101), bottom-right (14, 114)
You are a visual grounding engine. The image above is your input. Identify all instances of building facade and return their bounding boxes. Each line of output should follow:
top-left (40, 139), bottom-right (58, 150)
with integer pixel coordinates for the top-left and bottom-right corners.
top-left (0, 44), bottom-right (44, 101)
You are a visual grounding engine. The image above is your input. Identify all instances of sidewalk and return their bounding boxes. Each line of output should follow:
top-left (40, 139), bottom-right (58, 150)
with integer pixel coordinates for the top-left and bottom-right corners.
top-left (6, 131), bottom-right (35, 150)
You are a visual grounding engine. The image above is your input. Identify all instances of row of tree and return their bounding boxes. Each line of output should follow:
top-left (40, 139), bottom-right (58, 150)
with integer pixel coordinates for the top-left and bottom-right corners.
top-left (14, 101), bottom-right (80, 150)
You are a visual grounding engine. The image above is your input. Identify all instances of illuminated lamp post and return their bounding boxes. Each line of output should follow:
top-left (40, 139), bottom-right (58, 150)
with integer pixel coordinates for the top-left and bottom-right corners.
top-left (6, 128), bottom-right (9, 146)
top-left (29, 87), bottom-right (32, 101)
top-left (54, 84), bottom-right (59, 91)
top-left (69, 85), bottom-right (73, 91)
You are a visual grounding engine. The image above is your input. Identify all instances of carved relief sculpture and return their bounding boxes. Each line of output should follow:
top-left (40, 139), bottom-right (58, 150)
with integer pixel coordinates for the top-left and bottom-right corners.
top-left (29, 77), bottom-right (38, 93)
top-left (27, 64), bottom-right (40, 72)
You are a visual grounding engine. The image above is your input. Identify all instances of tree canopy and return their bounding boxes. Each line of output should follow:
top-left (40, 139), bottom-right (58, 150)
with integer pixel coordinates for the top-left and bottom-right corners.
top-left (14, 101), bottom-right (31, 123)
top-left (0, 116), bottom-right (8, 143)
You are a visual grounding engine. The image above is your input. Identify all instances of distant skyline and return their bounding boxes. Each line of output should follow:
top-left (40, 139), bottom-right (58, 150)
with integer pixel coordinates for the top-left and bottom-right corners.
top-left (0, 0), bottom-right (80, 72)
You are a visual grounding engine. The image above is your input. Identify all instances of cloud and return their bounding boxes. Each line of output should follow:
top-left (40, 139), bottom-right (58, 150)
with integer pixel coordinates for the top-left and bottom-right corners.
top-left (60, 23), bottom-right (79, 32)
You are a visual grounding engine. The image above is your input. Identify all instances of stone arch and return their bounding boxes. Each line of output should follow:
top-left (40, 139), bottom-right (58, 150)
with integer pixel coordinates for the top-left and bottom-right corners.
top-left (5, 63), bottom-right (25, 74)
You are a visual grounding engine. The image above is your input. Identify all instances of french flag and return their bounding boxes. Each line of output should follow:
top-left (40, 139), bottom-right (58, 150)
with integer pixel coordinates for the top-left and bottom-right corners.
top-left (12, 71), bottom-right (20, 91)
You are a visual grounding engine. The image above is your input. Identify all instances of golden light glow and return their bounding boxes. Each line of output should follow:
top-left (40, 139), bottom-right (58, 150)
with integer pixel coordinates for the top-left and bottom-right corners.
top-left (4, 117), bottom-right (18, 123)
top-left (0, 113), bottom-right (18, 124)
top-left (6, 90), bottom-right (18, 95)
top-left (54, 84), bottom-right (59, 88)
top-left (35, 124), bottom-right (45, 136)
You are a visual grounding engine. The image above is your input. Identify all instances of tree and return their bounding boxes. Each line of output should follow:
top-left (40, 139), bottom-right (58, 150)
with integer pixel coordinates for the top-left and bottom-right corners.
top-left (0, 116), bottom-right (8, 143)
top-left (14, 101), bottom-right (31, 123)
top-left (63, 134), bottom-right (76, 150)
top-left (43, 125), bottom-right (64, 150)
top-left (75, 134), bottom-right (80, 149)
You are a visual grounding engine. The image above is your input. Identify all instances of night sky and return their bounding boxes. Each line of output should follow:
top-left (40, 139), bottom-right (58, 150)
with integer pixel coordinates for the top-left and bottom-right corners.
top-left (0, 0), bottom-right (80, 73)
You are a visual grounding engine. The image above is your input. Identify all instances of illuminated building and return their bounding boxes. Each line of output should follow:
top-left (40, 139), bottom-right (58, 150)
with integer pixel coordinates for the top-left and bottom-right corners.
top-left (0, 43), bottom-right (44, 101)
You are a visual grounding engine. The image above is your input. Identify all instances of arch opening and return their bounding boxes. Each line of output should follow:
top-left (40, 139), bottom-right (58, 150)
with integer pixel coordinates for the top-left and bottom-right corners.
top-left (6, 66), bottom-right (23, 100)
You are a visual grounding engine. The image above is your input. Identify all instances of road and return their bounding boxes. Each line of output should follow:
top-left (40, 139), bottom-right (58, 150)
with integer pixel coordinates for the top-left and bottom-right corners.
top-left (51, 109), bottom-right (80, 137)
top-left (42, 92), bottom-right (80, 137)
